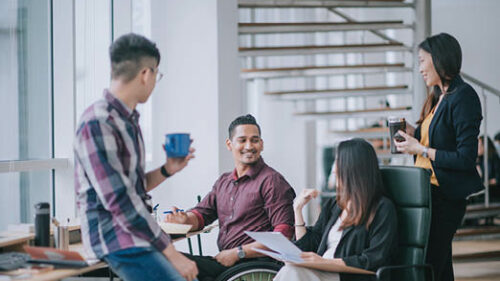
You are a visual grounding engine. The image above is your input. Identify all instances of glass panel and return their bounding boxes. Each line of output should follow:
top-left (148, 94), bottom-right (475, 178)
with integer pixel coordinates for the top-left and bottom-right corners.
top-left (74, 0), bottom-right (112, 119)
top-left (0, 170), bottom-right (51, 231)
top-left (132, 0), bottom-right (153, 163)
top-left (0, 0), bottom-right (52, 228)
top-left (0, 0), bottom-right (51, 161)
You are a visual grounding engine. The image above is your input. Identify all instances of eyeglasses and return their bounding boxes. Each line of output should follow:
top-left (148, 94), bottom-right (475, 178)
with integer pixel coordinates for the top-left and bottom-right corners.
top-left (149, 68), bottom-right (164, 82)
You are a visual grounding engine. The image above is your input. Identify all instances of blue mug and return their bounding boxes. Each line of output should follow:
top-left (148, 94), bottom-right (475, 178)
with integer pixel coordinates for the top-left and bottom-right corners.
top-left (164, 133), bottom-right (190, 158)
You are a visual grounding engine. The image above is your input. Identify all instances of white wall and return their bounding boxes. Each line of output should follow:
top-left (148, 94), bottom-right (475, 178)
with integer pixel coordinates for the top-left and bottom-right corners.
top-left (432, 0), bottom-right (500, 137)
top-left (149, 0), bottom-right (241, 255)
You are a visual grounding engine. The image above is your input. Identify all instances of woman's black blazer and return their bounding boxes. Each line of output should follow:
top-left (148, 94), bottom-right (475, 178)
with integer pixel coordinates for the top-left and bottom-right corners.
top-left (295, 196), bottom-right (398, 281)
top-left (415, 75), bottom-right (483, 200)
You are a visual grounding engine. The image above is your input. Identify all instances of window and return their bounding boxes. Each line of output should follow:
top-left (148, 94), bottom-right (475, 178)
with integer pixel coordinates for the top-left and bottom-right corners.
top-left (0, 0), bottom-right (51, 230)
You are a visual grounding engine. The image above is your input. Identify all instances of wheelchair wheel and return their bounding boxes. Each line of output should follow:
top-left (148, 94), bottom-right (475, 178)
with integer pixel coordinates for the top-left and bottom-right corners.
top-left (215, 261), bottom-right (282, 281)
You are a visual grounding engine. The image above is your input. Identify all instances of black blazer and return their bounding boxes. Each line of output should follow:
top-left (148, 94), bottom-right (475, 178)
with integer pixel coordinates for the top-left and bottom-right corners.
top-left (295, 197), bottom-right (398, 281)
top-left (415, 75), bottom-right (483, 200)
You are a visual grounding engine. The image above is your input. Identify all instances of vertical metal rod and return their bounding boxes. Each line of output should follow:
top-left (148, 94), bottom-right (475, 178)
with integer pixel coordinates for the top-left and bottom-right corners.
top-left (483, 89), bottom-right (489, 207)
top-left (196, 195), bottom-right (203, 256)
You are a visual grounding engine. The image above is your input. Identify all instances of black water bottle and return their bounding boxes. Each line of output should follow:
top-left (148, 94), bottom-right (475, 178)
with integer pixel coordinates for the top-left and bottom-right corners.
top-left (34, 202), bottom-right (50, 247)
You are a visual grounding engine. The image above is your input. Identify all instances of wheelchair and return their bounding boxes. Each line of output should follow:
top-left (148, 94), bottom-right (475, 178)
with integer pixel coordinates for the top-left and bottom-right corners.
top-left (185, 228), bottom-right (282, 281)
top-left (183, 196), bottom-right (283, 281)
top-left (214, 260), bottom-right (282, 281)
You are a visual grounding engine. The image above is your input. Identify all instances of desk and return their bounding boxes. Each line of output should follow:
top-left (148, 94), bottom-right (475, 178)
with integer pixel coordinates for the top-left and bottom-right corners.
top-left (1, 224), bottom-right (218, 281)
top-left (172, 223), bottom-right (218, 255)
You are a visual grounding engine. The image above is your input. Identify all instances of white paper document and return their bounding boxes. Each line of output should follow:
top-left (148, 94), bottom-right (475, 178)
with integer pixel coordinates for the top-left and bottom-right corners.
top-left (158, 222), bottom-right (192, 234)
top-left (245, 231), bottom-right (374, 275)
top-left (245, 231), bottom-right (304, 263)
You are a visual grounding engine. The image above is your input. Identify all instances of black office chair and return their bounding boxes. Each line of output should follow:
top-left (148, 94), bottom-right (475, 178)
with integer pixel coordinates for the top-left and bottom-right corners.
top-left (376, 166), bottom-right (434, 281)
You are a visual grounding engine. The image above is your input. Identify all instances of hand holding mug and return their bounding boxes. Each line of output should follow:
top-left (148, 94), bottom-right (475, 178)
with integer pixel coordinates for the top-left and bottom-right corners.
top-left (163, 146), bottom-right (196, 176)
top-left (394, 130), bottom-right (425, 155)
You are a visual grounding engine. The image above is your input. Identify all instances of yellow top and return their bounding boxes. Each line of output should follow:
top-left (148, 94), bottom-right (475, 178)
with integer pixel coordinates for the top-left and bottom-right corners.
top-left (415, 109), bottom-right (439, 186)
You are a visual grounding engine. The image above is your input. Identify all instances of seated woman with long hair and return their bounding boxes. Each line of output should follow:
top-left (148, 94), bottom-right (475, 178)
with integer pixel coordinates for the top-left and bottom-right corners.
top-left (274, 138), bottom-right (398, 281)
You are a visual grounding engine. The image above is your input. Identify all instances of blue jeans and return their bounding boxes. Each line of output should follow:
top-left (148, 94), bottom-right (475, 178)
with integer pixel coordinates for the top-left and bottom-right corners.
top-left (103, 247), bottom-right (197, 281)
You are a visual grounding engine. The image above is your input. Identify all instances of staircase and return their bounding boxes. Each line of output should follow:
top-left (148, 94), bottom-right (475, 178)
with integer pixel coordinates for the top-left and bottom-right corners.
top-left (238, 0), bottom-right (429, 165)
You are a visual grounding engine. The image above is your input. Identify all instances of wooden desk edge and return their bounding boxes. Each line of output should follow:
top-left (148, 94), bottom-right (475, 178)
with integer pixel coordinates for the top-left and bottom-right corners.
top-left (16, 262), bottom-right (107, 281)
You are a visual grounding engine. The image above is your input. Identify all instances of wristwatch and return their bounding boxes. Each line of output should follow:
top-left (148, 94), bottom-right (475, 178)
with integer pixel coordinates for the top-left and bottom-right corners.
top-left (237, 246), bottom-right (246, 259)
top-left (160, 165), bottom-right (171, 178)
top-left (422, 146), bottom-right (429, 158)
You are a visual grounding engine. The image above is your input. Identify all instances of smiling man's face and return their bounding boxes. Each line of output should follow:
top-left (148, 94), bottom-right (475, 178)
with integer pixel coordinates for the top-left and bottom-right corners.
top-left (226, 124), bottom-right (263, 166)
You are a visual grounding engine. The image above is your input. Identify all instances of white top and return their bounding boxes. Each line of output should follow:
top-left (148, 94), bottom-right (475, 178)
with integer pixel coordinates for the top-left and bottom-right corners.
top-left (322, 214), bottom-right (344, 259)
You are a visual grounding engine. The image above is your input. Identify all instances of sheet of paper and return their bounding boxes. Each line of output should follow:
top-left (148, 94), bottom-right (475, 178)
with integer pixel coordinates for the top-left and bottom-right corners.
top-left (253, 247), bottom-right (303, 263)
top-left (158, 222), bottom-right (192, 234)
top-left (245, 231), bottom-right (303, 261)
top-left (247, 231), bottom-right (374, 275)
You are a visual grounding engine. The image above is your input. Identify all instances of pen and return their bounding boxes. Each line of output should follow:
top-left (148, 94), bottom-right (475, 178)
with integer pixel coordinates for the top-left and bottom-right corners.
top-left (153, 204), bottom-right (159, 211)
top-left (163, 209), bottom-right (184, 214)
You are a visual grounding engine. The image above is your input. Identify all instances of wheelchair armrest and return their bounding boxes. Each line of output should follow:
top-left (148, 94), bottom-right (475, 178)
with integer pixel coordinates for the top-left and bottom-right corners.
top-left (376, 264), bottom-right (434, 281)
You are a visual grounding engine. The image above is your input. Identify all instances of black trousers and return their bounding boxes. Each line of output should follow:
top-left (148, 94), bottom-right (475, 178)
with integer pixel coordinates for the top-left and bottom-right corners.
top-left (183, 253), bottom-right (278, 281)
top-left (426, 187), bottom-right (466, 281)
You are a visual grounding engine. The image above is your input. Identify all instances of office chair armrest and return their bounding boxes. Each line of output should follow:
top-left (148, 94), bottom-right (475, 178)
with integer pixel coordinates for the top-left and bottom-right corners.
top-left (376, 264), bottom-right (434, 281)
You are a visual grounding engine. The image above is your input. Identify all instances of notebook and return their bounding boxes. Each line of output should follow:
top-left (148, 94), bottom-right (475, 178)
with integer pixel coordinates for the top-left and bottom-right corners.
top-left (24, 246), bottom-right (90, 268)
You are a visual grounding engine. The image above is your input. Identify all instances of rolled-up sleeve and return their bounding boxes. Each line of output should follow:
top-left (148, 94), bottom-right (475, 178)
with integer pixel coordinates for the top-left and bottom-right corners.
top-left (261, 174), bottom-right (296, 239)
top-left (75, 120), bottom-right (171, 252)
top-left (190, 180), bottom-right (220, 230)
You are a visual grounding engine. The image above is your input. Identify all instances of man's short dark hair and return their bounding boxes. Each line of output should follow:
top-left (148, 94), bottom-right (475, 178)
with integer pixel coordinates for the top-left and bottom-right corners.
top-left (495, 132), bottom-right (500, 142)
top-left (109, 33), bottom-right (160, 82)
top-left (228, 114), bottom-right (261, 139)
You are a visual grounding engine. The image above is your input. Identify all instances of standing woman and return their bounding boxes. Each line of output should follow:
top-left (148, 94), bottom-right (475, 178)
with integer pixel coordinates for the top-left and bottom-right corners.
top-left (395, 33), bottom-right (483, 281)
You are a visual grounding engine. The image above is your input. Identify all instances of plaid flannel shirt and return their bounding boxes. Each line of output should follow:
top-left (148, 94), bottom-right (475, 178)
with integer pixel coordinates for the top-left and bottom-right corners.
top-left (74, 90), bottom-right (170, 259)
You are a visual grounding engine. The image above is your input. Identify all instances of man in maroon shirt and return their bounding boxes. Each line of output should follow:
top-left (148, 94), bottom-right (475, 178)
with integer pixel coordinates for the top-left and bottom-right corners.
top-left (164, 114), bottom-right (295, 281)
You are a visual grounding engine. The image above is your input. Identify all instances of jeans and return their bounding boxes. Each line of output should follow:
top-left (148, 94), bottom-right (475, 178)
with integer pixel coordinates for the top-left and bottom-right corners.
top-left (104, 247), bottom-right (197, 281)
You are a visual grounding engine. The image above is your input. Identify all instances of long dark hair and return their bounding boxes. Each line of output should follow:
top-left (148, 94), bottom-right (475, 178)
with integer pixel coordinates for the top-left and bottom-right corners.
top-left (335, 138), bottom-right (385, 230)
top-left (417, 33), bottom-right (462, 125)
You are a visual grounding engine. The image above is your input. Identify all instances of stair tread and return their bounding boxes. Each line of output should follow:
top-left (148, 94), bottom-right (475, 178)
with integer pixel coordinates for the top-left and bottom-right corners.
top-left (239, 20), bottom-right (404, 27)
top-left (456, 226), bottom-right (500, 237)
top-left (332, 127), bottom-right (389, 134)
top-left (242, 63), bottom-right (405, 73)
top-left (239, 0), bottom-right (410, 8)
top-left (239, 42), bottom-right (404, 52)
top-left (266, 85), bottom-right (408, 95)
top-left (466, 203), bottom-right (500, 212)
top-left (295, 106), bottom-right (411, 116)
top-left (453, 250), bottom-right (500, 261)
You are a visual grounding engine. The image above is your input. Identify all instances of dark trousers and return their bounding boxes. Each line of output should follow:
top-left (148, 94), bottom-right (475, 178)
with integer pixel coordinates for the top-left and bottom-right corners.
top-left (426, 187), bottom-right (466, 281)
top-left (183, 253), bottom-right (229, 281)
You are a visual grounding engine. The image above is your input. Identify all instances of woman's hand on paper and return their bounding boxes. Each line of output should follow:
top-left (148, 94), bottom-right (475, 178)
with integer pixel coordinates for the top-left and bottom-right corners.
top-left (215, 248), bottom-right (239, 267)
top-left (300, 252), bottom-right (324, 263)
top-left (294, 189), bottom-right (320, 211)
top-left (164, 206), bottom-right (188, 224)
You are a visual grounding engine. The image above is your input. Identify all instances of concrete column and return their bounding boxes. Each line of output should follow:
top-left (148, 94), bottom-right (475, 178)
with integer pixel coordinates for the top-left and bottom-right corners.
top-left (413, 0), bottom-right (431, 122)
top-left (149, 0), bottom-right (241, 255)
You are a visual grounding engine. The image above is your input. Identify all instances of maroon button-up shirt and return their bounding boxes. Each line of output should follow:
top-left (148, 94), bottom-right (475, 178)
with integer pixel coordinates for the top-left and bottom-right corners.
top-left (191, 157), bottom-right (295, 251)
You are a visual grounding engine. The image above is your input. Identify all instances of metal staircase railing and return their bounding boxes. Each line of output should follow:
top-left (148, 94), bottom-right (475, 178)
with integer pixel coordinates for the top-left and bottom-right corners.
top-left (462, 72), bottom-right (500, 207)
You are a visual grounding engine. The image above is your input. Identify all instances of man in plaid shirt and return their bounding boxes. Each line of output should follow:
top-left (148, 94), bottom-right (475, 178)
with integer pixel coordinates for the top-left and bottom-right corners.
top-left (74, 33), bottom-right (198, 281)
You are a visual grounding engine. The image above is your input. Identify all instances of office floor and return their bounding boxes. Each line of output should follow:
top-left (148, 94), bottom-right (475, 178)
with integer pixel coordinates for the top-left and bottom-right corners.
top-left (453, 239), bottom-right (500, 281)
